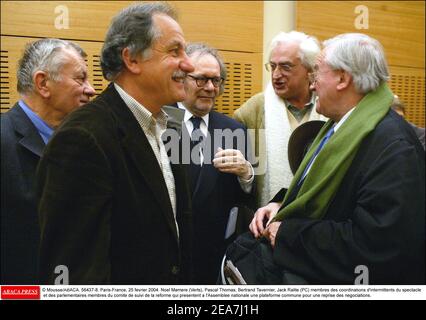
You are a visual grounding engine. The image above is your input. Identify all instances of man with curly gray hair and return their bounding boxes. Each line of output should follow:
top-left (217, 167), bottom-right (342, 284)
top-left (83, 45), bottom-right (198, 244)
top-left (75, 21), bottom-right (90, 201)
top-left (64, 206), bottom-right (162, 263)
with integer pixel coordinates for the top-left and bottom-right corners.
top-left (37, 2), bottom-right (195, 284)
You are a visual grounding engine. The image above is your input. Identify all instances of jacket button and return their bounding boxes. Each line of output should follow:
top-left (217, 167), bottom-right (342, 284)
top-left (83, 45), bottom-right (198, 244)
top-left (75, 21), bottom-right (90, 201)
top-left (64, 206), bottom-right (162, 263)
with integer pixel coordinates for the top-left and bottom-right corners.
top-left (171, 266), bottom-right (180, 275)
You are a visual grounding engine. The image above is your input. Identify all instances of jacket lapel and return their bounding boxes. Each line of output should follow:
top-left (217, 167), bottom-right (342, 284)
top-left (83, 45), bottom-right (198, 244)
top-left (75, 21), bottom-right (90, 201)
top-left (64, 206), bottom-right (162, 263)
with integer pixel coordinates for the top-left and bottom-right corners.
top-left (103, 85), bottom-right (179, 241)
top-left (10, 103), bottom-right (45, 158)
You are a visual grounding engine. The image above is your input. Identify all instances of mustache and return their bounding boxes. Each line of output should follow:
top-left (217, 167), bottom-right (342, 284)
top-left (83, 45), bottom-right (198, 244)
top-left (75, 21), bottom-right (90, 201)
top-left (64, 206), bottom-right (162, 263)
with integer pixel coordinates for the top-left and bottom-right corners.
top-left (172, 70), bottom-right (187, 80)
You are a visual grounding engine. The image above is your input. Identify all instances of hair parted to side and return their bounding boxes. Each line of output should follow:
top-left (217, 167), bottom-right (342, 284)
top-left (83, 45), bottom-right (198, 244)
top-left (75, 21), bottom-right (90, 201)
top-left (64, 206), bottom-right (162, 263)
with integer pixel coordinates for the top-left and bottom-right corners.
top-left (100, 2), bottom-right (177, 81)
top-left (269, 31), bottom-right (320, 72)
top-left (323, 33), bottom-right (389, 94)
top-left (185, 42), bottom-right (227, 95)
top-left (17, 38), bottom-right (86, 95)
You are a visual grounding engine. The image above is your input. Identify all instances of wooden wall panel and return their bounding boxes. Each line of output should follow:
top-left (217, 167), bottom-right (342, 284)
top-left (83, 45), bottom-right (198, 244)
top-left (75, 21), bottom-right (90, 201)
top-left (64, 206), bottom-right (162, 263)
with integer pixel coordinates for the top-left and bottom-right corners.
top-left (0, 36), bottom-right (262, 116)
top-left (0, 1), bottom-right (263, 115)
top-left (218, 51), bottom-right (262, 116)
top-left (388, 66), bottom-right (425, 127)
top-left (296, 1), bottom-right (425, 127)
top-left (0, 1), bottom-right (263, 53)
top-left (296, 1), bottom-right (424, 68)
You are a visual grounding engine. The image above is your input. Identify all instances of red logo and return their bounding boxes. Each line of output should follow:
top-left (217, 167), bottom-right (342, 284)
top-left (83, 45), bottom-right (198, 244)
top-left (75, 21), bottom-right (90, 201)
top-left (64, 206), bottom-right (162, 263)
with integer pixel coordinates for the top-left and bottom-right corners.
top-left (1, 286), bottom-right (40, 300)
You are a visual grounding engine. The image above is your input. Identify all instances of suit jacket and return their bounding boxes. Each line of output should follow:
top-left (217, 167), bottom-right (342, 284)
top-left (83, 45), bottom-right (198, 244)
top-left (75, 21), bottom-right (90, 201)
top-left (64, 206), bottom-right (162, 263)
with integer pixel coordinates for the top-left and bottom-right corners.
top-left (409, 122), bottom-right (425, 150)
top-left (1, 103), bottom-right (45, 284)
top-left (273, 110), bottom-right (425, 284)
top-left (180, 111), bottom-right (254, 284)
top-left (37, 84), bottom-right (193, 284)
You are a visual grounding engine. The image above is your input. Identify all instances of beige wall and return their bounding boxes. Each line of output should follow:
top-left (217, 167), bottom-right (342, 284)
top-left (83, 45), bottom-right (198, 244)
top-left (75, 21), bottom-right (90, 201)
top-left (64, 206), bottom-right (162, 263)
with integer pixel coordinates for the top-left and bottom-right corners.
top-left (262, 1), bottom-right (295, 89)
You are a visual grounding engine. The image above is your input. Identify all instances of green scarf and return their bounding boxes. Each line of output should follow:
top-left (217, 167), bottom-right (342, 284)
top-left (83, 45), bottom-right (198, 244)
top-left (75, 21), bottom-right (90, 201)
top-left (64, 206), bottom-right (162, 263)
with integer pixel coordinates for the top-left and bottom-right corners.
top-left (273, 83), bottom-right (394, 222)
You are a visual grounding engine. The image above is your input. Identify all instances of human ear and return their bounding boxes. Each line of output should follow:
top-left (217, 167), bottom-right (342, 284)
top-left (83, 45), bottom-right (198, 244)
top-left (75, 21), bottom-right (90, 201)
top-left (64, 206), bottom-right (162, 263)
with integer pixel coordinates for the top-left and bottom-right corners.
top-left (121, 47), bottom-right (142, 74)
top-left (33, 71), bottom-right (50, 98)
top-left (336, 70), bottom-right (351, 91)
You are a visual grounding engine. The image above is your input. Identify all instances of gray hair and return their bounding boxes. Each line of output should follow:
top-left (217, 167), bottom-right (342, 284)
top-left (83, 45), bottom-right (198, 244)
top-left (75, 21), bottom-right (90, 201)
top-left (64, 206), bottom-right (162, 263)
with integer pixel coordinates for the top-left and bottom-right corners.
top-left (185, 43), bottom-right (227, 95)
top-left (100, 2), bottom-right (177, 81)
top-left (269, 31), bottom-right (320, 71)
top-left (391, 95), bottom-right (405, 116)
top-left (323, 33), bottom-right (389, 94)
top-left (17, 38), bottom-right (86, 95)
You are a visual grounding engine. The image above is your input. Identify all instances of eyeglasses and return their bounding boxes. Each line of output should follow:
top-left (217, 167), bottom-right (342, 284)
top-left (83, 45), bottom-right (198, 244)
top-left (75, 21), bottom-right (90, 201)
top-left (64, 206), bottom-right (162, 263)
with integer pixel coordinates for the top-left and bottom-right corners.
top-left (187, 75), bottom-right (223, 88)
top-left (265, 62), bottom-right (298, 73)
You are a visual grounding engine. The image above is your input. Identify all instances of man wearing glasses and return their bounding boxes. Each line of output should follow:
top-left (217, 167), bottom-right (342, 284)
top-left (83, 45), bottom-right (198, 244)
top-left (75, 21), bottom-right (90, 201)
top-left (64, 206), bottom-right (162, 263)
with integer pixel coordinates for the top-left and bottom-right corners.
top-left (249, 33), bottom-right (424, 284)
top-left (177, 43), bottom-right (254, 284)
top-left (234, 31), bottom-right (326, 208)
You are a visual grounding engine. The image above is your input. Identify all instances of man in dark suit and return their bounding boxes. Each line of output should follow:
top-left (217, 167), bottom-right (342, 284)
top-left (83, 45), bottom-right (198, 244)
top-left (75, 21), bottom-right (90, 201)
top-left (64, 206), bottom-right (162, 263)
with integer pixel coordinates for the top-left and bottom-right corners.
top-left (249, 33), bottom-right (425, 284)
top-left (1, 39), bottom-right (95, 284)
top-left (391, 95), bottom-right (425, 150)
top-left (36, 3), bottom-right (195, 284)
top-left (176, 43), bottom-right (254, 284)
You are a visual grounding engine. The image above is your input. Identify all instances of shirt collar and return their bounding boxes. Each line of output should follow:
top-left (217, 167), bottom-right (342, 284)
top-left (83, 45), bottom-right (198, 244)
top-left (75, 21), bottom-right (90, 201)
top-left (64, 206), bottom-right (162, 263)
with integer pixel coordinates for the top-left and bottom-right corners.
top-left (334, 106), bottom-right (356, 132)
top-left (285, 92), bottom-right (316, 111)
top-left (18, 100), bottom-right (54, 144)
top-left (114, 83), bottom-right (168, 131)
top-left (177, 101), bottom-right (209, 128)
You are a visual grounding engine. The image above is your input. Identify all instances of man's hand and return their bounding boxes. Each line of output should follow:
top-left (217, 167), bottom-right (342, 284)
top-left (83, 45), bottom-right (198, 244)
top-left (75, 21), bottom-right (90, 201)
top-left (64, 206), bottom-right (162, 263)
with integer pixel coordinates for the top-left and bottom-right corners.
top-left (249, 202), bottom-right (281, 238)
top-left (262, 222), bottom-right (281, 247)
top-left (213, 147), bottom-right (252, 180)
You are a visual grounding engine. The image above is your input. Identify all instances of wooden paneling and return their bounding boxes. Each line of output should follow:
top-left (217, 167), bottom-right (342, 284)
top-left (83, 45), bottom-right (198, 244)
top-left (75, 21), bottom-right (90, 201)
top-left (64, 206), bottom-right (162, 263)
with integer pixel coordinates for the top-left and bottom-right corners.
top-left (0, 1), bottom-right (263, 115)
top-left (0, 36), bottom-right (262, 116)
top-left (218, 51), bottom-right (262, 116)
top-left (296, 1), bottom-right (425, 68)
top-left (0, 1), bottom-right (263, 53)
top-left (296, 1), bottom-right (425, 127)
top-left (174, 1), bottom-right (263, 53)
top-left (389, 66), bottom-right (425, 127)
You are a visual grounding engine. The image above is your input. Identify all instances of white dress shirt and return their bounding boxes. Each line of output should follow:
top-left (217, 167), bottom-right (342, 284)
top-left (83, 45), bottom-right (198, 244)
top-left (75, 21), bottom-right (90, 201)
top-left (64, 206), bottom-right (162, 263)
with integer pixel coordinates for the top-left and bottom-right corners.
top-left (115, 83), bottom-right (179, 236)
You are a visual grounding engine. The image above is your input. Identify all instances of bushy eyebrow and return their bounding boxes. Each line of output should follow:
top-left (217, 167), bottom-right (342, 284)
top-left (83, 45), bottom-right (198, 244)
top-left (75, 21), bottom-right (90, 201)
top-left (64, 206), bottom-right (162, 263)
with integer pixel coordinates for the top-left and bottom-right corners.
top-left (166, 39), bottom-right (185, 50)
top-left (269, 60), bottom-right (295, 65)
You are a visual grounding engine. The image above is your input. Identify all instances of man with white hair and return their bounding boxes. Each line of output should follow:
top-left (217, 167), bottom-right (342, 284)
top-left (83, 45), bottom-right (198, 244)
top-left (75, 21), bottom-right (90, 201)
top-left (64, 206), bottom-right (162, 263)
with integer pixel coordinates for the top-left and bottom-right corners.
top-left (1, 38), bottom-right (95, 284)
top-left (234, 31), bottom-right (326, 208)
top-left (249, 33), bottom-right (425, 284)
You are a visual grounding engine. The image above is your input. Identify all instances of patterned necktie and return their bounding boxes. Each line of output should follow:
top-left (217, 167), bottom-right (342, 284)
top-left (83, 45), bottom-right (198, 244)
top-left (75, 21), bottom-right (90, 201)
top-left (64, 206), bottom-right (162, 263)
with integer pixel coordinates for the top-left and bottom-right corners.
top-left (189, 117), bottom-right (204, 192)
top-left (298, 126), bottom-right (335, 185)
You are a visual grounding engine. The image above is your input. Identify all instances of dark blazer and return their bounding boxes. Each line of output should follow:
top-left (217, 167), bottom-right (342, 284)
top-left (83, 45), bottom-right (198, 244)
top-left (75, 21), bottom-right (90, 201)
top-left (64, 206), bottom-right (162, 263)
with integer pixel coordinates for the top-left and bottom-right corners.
top-left (183, 111), bottom-right (254, 284)
top-left (37, 84), bottom-right (193, 285)
top-left (1, 103), bottom-right (45, 284)
top-left (274, 110), bottom-right (425, 284)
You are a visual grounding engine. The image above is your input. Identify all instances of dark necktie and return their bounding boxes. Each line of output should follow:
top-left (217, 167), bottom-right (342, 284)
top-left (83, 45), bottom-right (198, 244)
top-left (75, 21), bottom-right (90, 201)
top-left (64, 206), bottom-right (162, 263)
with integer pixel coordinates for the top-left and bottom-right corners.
top-left (297, 126), bottom-right (335, 186)
top-left (189, 117), bottom-right (204, 192)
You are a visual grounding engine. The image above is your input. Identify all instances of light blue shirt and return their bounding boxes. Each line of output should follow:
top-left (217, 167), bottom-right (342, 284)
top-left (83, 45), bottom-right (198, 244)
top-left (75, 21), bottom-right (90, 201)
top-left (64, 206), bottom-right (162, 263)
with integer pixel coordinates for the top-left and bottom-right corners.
top-left (18, 100), bottom-right (54, 144)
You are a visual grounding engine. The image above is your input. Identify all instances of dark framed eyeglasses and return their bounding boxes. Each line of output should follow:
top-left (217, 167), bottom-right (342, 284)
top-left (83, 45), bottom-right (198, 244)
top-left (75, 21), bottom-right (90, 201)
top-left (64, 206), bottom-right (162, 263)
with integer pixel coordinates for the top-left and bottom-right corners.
top-left (265, 62), bottom-right (298, 73)
top-left (187, 75), bottom-right (223, 88)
